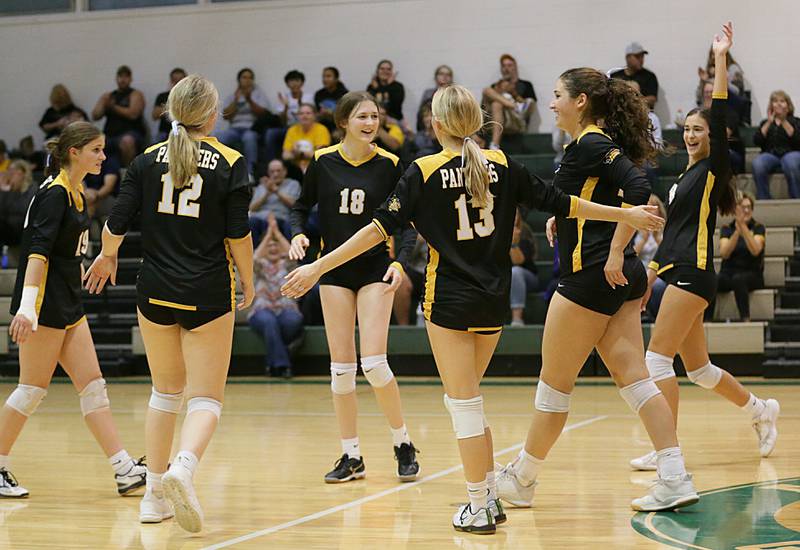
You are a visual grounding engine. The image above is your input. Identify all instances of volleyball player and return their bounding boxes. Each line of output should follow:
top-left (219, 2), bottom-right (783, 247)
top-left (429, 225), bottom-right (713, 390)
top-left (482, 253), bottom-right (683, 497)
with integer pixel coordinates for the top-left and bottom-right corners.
top-left (289, 91), bottom-right (420, 484)
top-left (494, 62), bottom-right (705, 512)
top-left (2, 121), bottom-right (145, 498)
top-left (629, 22), bottom-right (780, 472)
top-left (84, 75), bottom-right (254, 533)
top-left (282, 85), bottom-right (664, 533)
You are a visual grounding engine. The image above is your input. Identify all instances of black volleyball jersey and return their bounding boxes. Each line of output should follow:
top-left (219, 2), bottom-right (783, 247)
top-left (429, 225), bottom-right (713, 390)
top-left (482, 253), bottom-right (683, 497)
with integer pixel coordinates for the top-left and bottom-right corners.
top-left (10, 170), bottom-right (89, 317)
top-left (650, 94), bottom-right (732, 274)
top-left (553, 125), bottom-right (651, 276)
top-left (290, 143), bottom-right (416, 266)
top-left (107, 138), bottom-right (251, 311)
top-left (372, 148), bottom-right (576, 330)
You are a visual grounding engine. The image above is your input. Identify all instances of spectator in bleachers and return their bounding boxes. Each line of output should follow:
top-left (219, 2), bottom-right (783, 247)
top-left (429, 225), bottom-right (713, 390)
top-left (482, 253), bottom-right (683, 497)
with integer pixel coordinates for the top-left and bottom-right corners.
top-left (634, 194), bottom-right (667, 319)
top-left (83, 154), bottom-right (120, 229)
top-left (626, 79), bottom-right (663, 184)
top-left (752, 90), bottom-right (800, 199)
top-left (700, 79), bottom-right (745, 174)
top-left (282, 104), bottom-right (331, 173)
top-left (367, 60), bottom-right (406, 124)
top-left (249, 159), bottom-right (300, 242)
top-left (314, 66), bottom-right (349, 133)
top-left (413, 103), bottom-right (439, 158)
top-left (152, 67), bottom-right (187, 143)
top-left (0, 141), bottom-right (9, 189)
top-left (717, 192), bottom-right (765, 322)
top-left (417, 65), bottom-right (453, 130)
top-left (483, 53), bottom-right (536, 149)
top-left (0, 160), bottom-right (35, 252)
top-left (609, 42), bottom-right (659, 109)
top-left (219, 67), bottom-right (270, 175)
top-left (510, 210), bottom-right (539, 326)
top-left (91, 65), bottom-right (147, 167)
top-left (392, 234), bottom-right (428, 325)
top-left (374, 105), bottom-right (405, 155)
top-left (10, 136), bottom-right (46, 172)
top-left (697, 47), bottom-right (749, 125)
top-left (249, 214), bottom-right (304, 378)
top-left (39, 84), bottom-right (88, 140)
top-left (265, 70), bottom-right (314, 165)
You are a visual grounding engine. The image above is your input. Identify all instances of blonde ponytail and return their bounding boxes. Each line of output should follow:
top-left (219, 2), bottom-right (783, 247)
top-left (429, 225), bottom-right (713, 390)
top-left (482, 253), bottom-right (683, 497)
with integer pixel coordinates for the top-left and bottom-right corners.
top-left (431, 85), bottom-right (492, 208)
top-left (166, 74), bottom-right (219, 189)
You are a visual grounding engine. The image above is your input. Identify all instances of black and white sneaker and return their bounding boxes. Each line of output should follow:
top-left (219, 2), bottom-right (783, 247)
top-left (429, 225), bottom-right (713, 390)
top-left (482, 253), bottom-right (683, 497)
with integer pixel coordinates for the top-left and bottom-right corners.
top-left (0, 469), bottom-right (28, 499)
top-left (394, 442), bottom-right (420, 482)
top-left (452, 503), bottom-right (495, 534)
top-left (116, 456), bottom-right (147, 496)
top-left (324, 454), bottom-right (366, 483)
top-left (488, 498), bottom-right (506, 524)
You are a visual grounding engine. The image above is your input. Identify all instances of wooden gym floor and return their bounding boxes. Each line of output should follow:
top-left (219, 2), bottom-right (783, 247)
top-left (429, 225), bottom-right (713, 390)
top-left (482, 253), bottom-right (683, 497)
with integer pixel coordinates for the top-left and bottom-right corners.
top-left (0, 378), bottom-right (796, 549)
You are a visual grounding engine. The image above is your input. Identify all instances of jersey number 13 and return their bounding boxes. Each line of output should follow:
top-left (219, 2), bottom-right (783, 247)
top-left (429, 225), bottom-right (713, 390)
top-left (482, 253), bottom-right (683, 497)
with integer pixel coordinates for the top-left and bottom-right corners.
top-left (158, 174), bottom-right (204, 218)
top-left (454, 194), bottom-right (495, 240)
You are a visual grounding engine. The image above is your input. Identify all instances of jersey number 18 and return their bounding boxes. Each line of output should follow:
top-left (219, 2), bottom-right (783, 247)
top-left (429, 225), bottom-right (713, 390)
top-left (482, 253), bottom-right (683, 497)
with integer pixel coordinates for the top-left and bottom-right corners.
top-left (339, 188), bottom-right (365, 215)
top-left (158, 174), bottom-right (204, 218)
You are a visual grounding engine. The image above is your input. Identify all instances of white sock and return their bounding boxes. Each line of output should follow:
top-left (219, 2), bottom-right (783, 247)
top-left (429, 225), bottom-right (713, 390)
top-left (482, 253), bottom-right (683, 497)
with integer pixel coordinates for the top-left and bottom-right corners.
top-left (109, 449), bottom-right (134, 475)
top-left (146, 469), bottom-right (164, 495)
top-left (486, 470), bottom-right (497, 501)
top-left (0, 455), bottom-right (9, 470)
top-left (390, 424), bottom-right (410, 447)
top-left (341, 437), bottom-right (361, 459)
top-left (656, 446), bottom-right (687, 478)
top-left (466, 479), bottom-right (488, 511)
top-left (513, 449), bottom-right (542, 486)
top-left (174, 450), bottom-right (199, 476)
top-left (741, 393), bottom-right (766, 418)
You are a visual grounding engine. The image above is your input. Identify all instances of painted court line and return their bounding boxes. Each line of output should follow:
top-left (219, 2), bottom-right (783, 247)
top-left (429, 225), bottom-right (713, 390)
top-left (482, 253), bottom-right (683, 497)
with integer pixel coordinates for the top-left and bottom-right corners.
top-left (201, 415), bottom-right (608, 549)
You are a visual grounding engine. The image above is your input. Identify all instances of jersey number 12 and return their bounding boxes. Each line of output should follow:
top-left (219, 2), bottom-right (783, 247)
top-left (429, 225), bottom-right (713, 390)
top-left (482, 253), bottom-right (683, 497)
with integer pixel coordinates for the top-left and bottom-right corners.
top-left (454, 194), bottom-right (495, 240)
top-left (158, 174), bottom-right (204, 218)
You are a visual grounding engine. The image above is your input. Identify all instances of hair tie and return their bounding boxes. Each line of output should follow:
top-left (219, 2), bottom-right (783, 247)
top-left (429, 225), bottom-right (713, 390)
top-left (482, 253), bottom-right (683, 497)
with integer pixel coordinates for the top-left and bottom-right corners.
top-left (171, 120), bottom-right (184, 136)
top-left (460, 136), bottom-right (472, 169)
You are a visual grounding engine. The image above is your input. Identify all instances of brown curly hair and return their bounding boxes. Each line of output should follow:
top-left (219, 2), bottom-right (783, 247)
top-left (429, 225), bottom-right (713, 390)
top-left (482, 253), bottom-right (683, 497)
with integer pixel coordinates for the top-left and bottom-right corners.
top-left (559, 68), bottom-right (656, 166)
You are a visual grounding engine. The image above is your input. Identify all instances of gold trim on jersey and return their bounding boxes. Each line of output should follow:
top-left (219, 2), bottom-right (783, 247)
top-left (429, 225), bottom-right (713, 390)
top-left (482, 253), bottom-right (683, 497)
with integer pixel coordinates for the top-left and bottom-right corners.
top-left (65, 315), bottom-right (87, 330)
top-left (575, 124), bottom-right (610, 144)
top-left (224, 240), bottom-right (237, 311)
top-left (35, 264), bottom-right (49, 316)
top-left (467, 326), bottom-right (502, 333)
top-left (199, 137), bottom-right (242, 167)
top-left (568, 196), bottom-right (579, 218)
top-left (374, 146), bottom-right (400, 166)
top-left (28, 253), bottom-right (48, 263)
top-left (482, 149), bottom-right (508, 167)
top-left (148, 298), bottom-right (197, 311)
top-left (372, 219), bottom-right (389, 241)
top-left (415, 149), bottom-right (457, 182)
top-left (571, 176), bottom-right (599, 272)
top-left (712, 92), bottom-right (728, 100)
top-left (657, 263), bottom-right (674, 275)
top-left (696, 173), bottom-right (715, 270)
top-left (144, 141), bottom-right (167, 155)
top-left (49, 169), bottom-right (84, 212)
top-left (423, 246), bottom-right (440, 321)
top-left (389, 261), bottom-right (405, 277)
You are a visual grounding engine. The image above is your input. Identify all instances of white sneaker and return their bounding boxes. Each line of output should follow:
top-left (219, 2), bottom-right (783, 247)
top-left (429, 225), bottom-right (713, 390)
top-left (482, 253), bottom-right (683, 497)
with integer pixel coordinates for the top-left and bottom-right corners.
top-left (631, 474), bottom-right (699, 512)
top-left (495, 462), bottom-right (536, 508)
top-left (163, 464), bottom-right (203, 533)
top-left (630, 450), bottom-right (658, 471)
top-left (139, 490), bottom-right (174, 524)
top-left (0, 469), bottom-right (28, 499)
top-left (452, 503), bottom-right (495, 535)
top-left (753, 399), bottom-right (780, 458)
top-left (116, 457), bottom-right (147, 496)
top-left (487, 498), bottom-right (506, 524)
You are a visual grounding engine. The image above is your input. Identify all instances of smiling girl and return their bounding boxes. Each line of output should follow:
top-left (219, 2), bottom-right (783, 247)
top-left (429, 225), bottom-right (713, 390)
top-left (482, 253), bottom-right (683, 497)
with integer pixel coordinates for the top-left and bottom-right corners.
top-left (2, 121), bottom-right (145, 499)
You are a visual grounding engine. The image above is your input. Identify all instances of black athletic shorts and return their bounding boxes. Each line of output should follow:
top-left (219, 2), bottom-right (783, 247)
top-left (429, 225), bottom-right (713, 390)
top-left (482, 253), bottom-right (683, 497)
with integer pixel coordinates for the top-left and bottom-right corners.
top-left (137, 296), bottom-right (230, 331)
top-left (31, 264), bottom-right (85, 330)
top-left (659, 265), bottom-right (717, 304)
top-left (556, 255), bottom-right (648, 316)
top-left (320, 253), bottom-right (391, 292)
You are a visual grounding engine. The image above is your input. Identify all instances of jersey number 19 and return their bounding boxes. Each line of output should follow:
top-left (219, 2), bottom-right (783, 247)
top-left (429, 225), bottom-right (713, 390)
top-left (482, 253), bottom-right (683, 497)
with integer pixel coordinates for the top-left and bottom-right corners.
top-left (158, 174), bottom-right (204, 218)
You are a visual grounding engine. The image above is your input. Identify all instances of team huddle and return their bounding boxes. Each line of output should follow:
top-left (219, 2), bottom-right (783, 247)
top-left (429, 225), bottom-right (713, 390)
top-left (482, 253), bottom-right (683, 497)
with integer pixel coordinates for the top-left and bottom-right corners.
top-left (3, 21), bottom-right (780, 536)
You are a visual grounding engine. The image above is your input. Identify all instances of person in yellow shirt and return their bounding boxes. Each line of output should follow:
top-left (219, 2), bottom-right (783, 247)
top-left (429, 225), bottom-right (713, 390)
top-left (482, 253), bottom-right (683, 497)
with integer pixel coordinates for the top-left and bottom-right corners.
top-left (375, 105), bottom-right (405, 154)
top-left (283, 104), bottom-right (331, 172)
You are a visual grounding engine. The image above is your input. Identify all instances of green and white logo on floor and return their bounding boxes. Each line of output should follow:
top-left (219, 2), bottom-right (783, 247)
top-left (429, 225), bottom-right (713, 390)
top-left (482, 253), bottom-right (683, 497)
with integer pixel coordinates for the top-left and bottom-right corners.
top-left (632, 477), bottom-right (800, 549)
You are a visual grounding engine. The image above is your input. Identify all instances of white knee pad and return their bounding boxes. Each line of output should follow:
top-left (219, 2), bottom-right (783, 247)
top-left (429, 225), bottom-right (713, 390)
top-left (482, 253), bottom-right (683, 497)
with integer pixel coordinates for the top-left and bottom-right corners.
top-left (330, 362), bottom-right (357, 395)
top-left (619, 378), bottom-right (662, 413)
top-left (6, 384), bottom-right (47, 417)
top-left (645, 351), bottom-right (676, 382)
top-left (187, 396), bottom-right (222, 419)
top-left (687, 362), bottom-right (723, 389)
top-left (361, 354), bottom-right (394, 388)
top-left (443, 394), bottom-right (486, 439)
top-left (149, 388), bottom-right (184, 414)
top-left (534, 380), bottom-right (571, 413)
top-left (79, 378), bottom-right (110, 416)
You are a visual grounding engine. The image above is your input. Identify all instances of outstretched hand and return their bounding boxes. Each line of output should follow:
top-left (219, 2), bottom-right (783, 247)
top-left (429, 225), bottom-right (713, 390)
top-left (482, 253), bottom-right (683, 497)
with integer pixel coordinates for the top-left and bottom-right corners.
top-left (712, 21), bottom-right (733, 58)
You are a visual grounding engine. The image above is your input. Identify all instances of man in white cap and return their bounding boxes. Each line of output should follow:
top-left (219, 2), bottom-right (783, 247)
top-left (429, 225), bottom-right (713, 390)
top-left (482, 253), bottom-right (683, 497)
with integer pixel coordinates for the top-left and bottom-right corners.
top-left (609, 42), bottom-right (659, 109)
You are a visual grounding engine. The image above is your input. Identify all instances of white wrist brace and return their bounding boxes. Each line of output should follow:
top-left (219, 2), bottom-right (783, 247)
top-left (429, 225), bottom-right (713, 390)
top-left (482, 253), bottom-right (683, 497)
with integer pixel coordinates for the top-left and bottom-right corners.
top-left (18, 286), bottom-right (39, 331)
